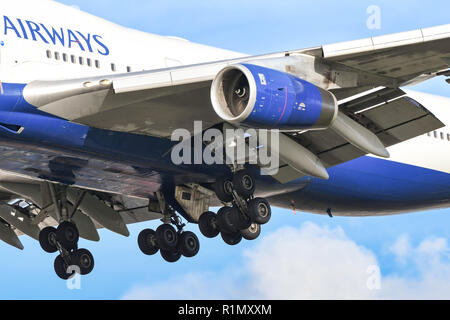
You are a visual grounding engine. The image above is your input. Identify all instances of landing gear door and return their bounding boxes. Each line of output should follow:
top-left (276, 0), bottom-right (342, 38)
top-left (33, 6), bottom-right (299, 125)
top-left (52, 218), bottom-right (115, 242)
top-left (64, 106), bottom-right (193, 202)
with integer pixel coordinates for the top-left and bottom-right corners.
top-left (175, 184), bottom-right (214, 222)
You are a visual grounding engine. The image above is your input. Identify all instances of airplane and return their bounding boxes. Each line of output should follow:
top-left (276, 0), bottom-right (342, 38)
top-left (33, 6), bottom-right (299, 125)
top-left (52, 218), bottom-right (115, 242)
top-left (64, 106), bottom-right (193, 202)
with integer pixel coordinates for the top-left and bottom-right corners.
top-left (0, 0), bottom-right (448, 280)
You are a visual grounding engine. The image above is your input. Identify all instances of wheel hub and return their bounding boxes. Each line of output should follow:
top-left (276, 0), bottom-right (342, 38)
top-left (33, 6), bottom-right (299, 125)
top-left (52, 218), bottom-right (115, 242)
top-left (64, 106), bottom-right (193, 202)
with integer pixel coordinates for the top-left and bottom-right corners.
top-left (48, 233), bottom-right (57, 246)
top-left (249, 223), bottom-right (258, 233)
top-left (65, 229), bottom-right (76, 241)
top-left (258, 203), bottom-right (269, 218)
top-left (242, 175), bottom-right (254, 190)
top-left (224, 180), bottom-right (233, 194)
top-left (187, 237), bottom-right (197, 250)
top-left (164, 230), bottom-right (176, 243)
top-left (79, 254), bottom-right (92, 268)
top-left (146, 234), bottom-right (156, 247)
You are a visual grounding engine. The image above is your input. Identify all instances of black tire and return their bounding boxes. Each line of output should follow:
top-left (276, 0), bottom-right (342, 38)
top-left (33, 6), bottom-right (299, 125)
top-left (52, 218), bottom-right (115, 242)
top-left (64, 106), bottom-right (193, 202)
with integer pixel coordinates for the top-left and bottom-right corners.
top-left (155, 224), bottom-right (178, 251)
top-left (248, 198), bottom-right (272, 225)
top-left (221, 231), bottom-right (242, 246)
top-left (56, 221), bottom-right (79, 250)
top-left (39, 226), bottom-right (58, 253)
top-left (138, 229), bottom-right (159, 255)
top-left (240, 223), bottom-right (261, 241)
top-left (213, 176), bottom-right (234, 202)
top-left (198, 211), bottom-right (220, 238)
top-left (72, 248), bottom-right (95, 275)
top-left (160, 249), bottom-right (182, 263)
top-left (217, 207), bottom-right (237, 234)
top-left (232, 170), bottom-right (255, 198)
top-left (178, 231), bottom-right (200, 258)
top-left (229, 207), bottom-right (252, 230)
top-left (54, 255), bottom-right (74, 280)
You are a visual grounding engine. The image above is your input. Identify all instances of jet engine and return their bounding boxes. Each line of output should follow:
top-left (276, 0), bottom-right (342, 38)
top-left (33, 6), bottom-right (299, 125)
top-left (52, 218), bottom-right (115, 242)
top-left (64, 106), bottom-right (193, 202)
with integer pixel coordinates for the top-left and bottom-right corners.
top-left (211, 64), bottom-right (338, 130)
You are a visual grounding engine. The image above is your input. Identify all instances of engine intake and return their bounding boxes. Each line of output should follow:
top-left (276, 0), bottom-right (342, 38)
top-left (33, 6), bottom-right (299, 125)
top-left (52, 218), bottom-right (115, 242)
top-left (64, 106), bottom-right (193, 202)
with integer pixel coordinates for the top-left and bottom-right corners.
top-left (211, 64), bottom-right (338, 130)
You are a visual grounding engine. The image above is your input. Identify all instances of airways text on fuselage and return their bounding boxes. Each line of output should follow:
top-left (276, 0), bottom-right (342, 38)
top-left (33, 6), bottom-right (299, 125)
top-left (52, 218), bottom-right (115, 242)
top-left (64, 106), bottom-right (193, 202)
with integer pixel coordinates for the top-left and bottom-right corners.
top-left (1, 15), bottom-right (110, 55)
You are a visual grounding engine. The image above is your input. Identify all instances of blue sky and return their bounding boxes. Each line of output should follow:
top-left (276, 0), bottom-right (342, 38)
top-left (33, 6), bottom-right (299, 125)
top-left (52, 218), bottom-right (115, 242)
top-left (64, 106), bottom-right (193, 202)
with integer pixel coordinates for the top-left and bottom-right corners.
top-left (0, 0), bottom-right (449, 299)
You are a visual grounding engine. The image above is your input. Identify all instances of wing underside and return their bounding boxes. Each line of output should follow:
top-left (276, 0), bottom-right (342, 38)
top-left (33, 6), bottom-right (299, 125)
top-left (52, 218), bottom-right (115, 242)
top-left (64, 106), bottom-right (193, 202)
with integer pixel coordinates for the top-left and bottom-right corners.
top-left (22, 24), bottom-right (449, 137)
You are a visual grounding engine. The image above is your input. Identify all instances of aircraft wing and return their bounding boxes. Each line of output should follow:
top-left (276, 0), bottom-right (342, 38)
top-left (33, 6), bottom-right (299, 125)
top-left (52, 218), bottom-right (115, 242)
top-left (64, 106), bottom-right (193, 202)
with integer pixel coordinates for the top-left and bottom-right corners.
top-left (322, 25), bottom-right (450, 94)
top-left (23, 24), bottom-right (449, 137)
top-left (0, 170), bottom-right (163, 249)
top-left (20, 24), bottom-right (449, 185)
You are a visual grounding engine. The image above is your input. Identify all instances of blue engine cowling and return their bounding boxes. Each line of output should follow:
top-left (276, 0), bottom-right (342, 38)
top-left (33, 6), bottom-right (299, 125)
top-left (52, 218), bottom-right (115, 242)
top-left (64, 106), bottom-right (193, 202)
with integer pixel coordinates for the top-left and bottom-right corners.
top-left (211, 63), bottom-right (338, 130)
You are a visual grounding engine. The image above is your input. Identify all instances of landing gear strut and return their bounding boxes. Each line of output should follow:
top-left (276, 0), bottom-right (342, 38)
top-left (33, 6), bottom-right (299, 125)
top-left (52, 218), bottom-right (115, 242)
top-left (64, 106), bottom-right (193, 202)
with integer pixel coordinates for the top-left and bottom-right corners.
top-left (38, 184), bottom-right (94, 279)
top-left (199, 168), bottom-right (271, 245)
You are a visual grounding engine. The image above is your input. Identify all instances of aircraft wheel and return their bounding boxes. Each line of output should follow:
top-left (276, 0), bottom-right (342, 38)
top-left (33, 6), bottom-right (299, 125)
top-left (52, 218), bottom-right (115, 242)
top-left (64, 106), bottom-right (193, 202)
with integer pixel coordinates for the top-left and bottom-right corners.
top-left (72, 249), bottom-right (95, 275)
top-left (232, 170), bottom-right (255, 198)
top-left (248, 198), bottom-right (271, 225)
top-left (178, 231), bottom-right (200, 258)
top-left (138, 229), bottom-right (159, 255)
top-left (39, 227), bottom-right (58, 253)
top-left (213, 176), bottom-right (234, 202)
top-left (240, 223), bottom-right (261, 241)
top-left (198, 211), bottom-right (220, 238)
top-left (155, 224), bottom-right (178, 252)
top-left (217, 207), bottom-right (236, 234)
top-left (229, 207), bottom-right (252, 230)
top-left (221, 231), bottom-right (242, 246)
top-left (56, 221), bottom-right (79, 250)
top-left (160, 249), bottom-right (182, 263)
top-left (54, 255), bottom-right (74, 280)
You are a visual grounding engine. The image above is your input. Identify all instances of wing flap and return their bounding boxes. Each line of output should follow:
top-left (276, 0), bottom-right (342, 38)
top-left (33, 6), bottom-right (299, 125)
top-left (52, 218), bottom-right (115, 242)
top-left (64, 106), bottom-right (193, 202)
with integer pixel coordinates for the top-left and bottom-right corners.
top-left (362, 97), bottom-right (433, 129)
top-left (340, 87), bottom-right (405, 113)
top-left (378, 112), bottom-right (442, 143)
top-left (276, 94), bottom-right (445, 182)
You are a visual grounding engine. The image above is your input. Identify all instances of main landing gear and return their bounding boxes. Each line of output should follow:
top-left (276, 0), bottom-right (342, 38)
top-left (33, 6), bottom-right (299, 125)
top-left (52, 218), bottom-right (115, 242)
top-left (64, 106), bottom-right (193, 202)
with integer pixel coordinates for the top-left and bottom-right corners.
top-left (137, 169), bottom-right (270, 264)
top-left (138, 209), bottom-right (200, 263)
top-left (199, 169), bottom-right (271, 246)
top-left (40, 222), bottom-right (94, 280)
top-left (38, 185), bottom-right (94, 280)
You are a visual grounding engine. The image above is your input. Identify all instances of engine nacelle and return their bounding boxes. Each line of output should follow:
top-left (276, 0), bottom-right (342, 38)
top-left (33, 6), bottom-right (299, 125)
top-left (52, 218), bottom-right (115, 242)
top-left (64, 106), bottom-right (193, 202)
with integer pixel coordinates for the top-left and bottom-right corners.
top-left (211, 64), bottom-right (338, 130)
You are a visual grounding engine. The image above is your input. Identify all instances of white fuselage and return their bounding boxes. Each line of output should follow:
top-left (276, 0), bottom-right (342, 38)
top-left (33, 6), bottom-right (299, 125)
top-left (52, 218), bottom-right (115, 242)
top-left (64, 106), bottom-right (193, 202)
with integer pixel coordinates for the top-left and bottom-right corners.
top-left (0, 0), bottom-right (243, 84)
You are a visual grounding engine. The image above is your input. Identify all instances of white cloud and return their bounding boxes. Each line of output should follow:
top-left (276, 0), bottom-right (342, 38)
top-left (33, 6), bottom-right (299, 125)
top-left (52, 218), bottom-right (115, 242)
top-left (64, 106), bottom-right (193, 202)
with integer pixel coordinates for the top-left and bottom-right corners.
top-left (121, 222), bottom-right (450, 300)
top-left (417, 238), bottom-right (448, 256)
top-left (389, 234), bottom-right (412, 262)
top-left (381, 236), bottom-right (450, 299)
top-left (121, 271), bottom-right (249, 300)
top-left (243, 223), bottom-right (379, 299)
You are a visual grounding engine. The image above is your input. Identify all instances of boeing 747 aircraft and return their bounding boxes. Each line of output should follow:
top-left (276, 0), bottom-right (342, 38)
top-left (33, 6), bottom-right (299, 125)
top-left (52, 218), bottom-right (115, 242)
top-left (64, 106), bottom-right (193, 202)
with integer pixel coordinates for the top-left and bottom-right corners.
top-left (0, 0), bottom-right (448, 279)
